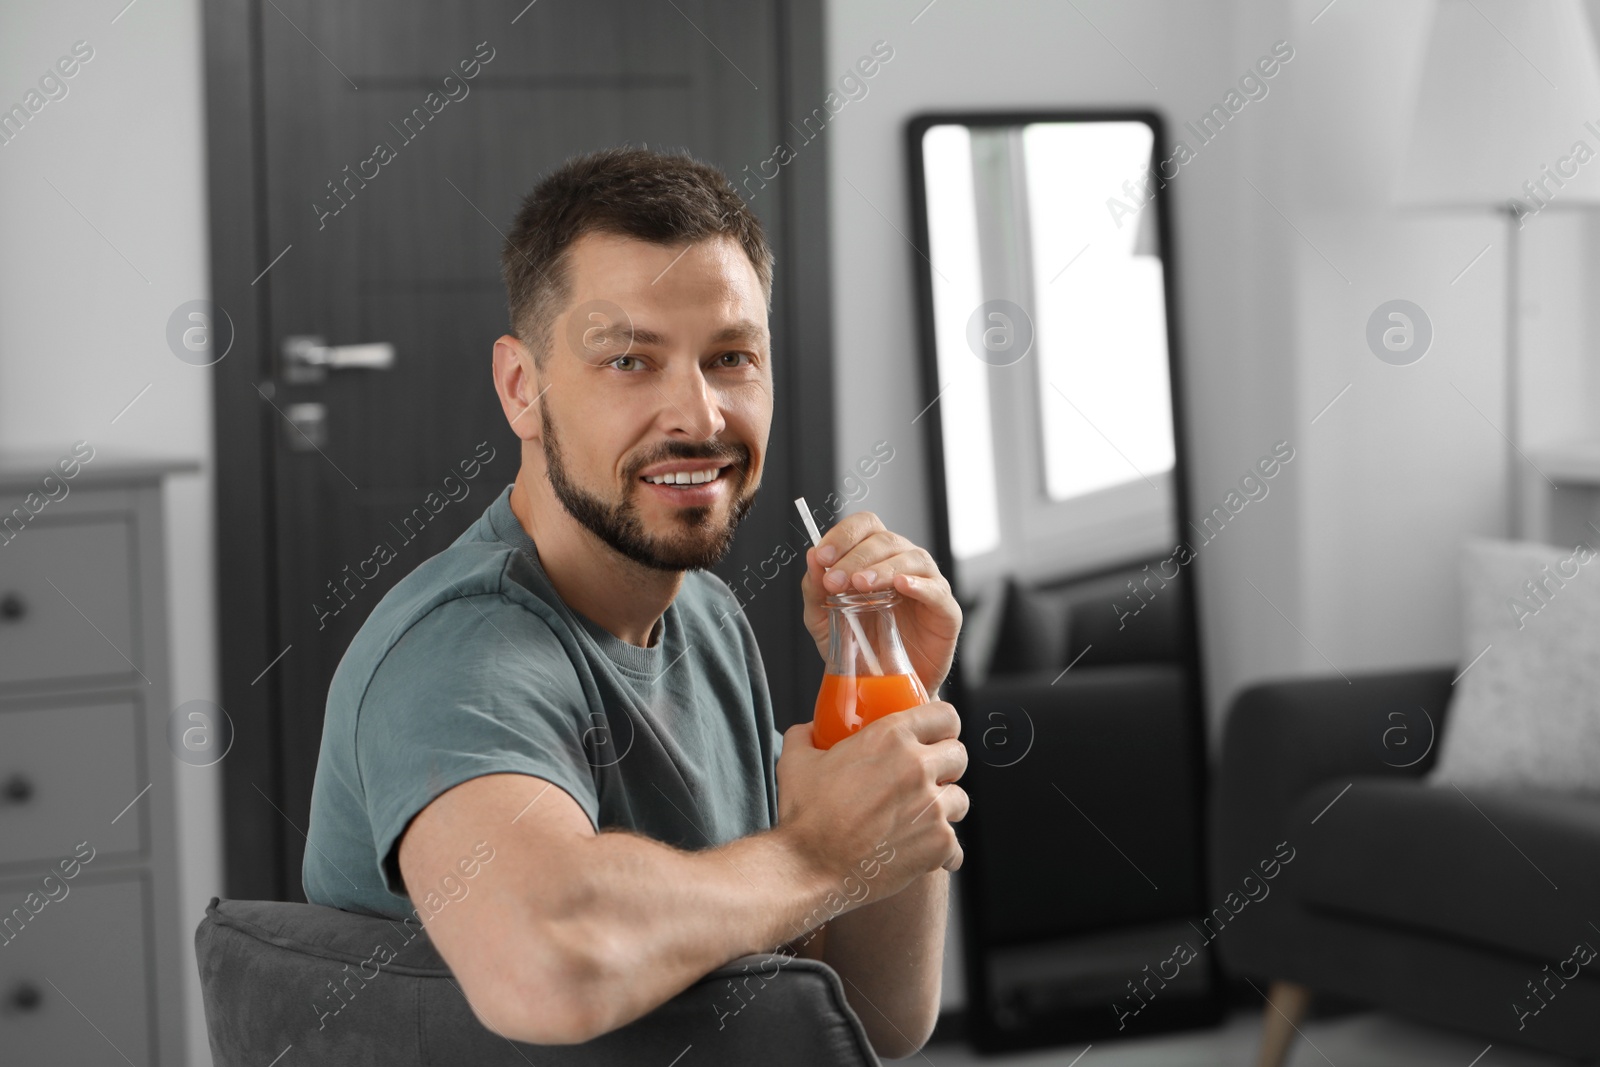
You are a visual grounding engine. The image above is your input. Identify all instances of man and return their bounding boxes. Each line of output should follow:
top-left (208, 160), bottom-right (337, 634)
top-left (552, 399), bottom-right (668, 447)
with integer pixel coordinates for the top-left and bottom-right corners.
top-left (303, 146), bottom-right (968, 1058)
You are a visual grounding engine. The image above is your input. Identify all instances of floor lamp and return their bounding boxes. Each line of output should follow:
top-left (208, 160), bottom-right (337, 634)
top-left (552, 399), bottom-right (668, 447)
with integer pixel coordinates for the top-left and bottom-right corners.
top-left (1394, 0), bottom-right (1600, 539)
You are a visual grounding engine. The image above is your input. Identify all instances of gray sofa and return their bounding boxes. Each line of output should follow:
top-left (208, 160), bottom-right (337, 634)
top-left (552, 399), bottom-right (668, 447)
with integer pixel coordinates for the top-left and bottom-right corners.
top-left (1214, 665), bottom-right (1600, 1061)
top-left (195, 897), bottom-right (881, 1065)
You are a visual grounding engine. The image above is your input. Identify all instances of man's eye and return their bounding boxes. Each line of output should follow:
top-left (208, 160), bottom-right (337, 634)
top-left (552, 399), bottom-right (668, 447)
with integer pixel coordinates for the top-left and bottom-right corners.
top-left (609, 355), bottom-right (642, 372)
top-left (719, 352), bottom-right (754, 367)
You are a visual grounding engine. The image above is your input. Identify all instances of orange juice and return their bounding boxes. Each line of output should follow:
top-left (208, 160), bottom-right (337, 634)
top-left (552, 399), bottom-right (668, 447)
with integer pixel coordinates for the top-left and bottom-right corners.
top-left (812, 671), bottom-right (929, 750)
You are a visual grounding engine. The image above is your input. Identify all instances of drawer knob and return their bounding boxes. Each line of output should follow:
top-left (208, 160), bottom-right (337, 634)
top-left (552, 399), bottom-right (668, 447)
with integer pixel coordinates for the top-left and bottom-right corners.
top-left (9, 982), bottom-right (42, 1011)
top-left (2, 774), bottom-right (32, 804)
top-left (0, 593), bottom-right (22, 621)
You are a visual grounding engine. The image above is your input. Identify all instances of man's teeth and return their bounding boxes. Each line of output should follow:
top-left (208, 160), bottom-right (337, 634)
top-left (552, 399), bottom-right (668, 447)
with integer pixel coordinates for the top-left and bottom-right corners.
top-left (644, 468), bottom-right (723, 486)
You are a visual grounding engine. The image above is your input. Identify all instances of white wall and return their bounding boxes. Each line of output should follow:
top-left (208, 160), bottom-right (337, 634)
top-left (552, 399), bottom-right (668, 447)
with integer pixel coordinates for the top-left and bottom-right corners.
top-left (0, 3), bottom-right (220, 1064)
top-left (1287, 0), bottom-right (1597, 675)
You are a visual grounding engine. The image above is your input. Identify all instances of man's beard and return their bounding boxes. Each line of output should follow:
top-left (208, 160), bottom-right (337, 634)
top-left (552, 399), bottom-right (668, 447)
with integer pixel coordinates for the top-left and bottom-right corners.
top-left (539, 394), bottom-right (757, 572)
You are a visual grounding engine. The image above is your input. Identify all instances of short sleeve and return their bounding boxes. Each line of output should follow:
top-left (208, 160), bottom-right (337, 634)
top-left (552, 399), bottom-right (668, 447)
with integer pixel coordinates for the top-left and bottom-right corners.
top-left (357, 594), bottom-right (600, 898)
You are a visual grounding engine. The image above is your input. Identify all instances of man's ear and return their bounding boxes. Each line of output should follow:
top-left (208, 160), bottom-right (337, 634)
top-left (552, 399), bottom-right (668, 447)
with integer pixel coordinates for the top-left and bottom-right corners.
top-left (491, 335), bottom-right (544, 442)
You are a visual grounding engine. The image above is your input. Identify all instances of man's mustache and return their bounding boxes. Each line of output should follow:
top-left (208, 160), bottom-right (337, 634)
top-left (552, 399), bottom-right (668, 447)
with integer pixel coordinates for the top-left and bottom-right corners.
top-left (632, 444), bottom-right (749, 477)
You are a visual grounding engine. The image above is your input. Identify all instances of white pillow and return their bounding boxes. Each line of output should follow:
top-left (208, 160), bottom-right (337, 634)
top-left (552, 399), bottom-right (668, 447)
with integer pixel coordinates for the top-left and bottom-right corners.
top-left (1430, 536), bottom-right (1600, 789)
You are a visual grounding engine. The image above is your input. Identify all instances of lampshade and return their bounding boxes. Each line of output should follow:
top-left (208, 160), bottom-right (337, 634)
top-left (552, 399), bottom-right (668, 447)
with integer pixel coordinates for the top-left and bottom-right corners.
top-left (1395, 0), bottom-right (1600, 208)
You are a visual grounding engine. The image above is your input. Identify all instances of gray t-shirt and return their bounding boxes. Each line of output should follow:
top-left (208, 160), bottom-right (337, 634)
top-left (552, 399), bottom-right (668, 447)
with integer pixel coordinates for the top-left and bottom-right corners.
top-left (303, 484), bottom-right (784, 919)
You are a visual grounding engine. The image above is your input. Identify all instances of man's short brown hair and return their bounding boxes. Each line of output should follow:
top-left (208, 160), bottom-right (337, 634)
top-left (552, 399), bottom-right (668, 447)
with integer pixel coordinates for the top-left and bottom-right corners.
top-left (500, 145), bottom-right (774, 371)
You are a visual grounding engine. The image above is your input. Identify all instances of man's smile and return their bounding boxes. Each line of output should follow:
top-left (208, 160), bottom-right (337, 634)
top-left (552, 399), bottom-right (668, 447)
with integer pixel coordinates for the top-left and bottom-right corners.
top-left (638, 463), bottom-right (735, 506)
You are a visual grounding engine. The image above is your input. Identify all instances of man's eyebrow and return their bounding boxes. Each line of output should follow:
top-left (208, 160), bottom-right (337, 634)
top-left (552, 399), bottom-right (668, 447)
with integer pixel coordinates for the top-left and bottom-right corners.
top-left (585, 319), bottom-right (768, 351)
top-left (707, 320), bottom-right (768, 347)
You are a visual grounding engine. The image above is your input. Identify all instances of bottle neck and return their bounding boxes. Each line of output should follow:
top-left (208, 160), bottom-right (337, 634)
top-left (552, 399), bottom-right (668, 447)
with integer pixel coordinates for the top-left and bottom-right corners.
top-left (824, 593), bottom-right (914, 678)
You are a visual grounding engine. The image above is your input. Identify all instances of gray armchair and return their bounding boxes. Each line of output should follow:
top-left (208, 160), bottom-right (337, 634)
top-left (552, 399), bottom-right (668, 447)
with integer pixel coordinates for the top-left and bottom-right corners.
top-left (1214, 666), bottom-right (1600, 1065)
top-left (195, 898), bottom-right (881, 1066)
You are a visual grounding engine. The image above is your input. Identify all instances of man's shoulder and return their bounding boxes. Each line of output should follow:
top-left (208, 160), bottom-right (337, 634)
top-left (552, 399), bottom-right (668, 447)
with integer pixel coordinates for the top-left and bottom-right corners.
top-left (379, 538), bottom-right (540, 637)
top-left (331, 534), bottom-right (567, 696)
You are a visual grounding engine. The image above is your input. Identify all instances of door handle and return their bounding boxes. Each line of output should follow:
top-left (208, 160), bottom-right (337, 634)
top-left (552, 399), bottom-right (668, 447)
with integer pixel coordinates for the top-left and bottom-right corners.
top-left (283, 335), bottom-right (396, 383)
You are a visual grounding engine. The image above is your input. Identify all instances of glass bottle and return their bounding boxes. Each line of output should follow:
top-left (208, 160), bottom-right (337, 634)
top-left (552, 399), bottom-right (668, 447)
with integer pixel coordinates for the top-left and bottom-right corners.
top-left (812, 589), bottom-right (930, 750)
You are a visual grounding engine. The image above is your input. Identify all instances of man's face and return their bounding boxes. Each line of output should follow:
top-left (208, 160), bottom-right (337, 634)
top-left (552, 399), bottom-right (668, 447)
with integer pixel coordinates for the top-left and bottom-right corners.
top-left (533, 230), bottom-right (772, 572)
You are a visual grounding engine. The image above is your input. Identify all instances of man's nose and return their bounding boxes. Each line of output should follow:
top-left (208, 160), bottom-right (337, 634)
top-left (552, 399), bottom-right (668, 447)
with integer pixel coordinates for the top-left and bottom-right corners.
top-left (657, 364), bottom-right (726, 441)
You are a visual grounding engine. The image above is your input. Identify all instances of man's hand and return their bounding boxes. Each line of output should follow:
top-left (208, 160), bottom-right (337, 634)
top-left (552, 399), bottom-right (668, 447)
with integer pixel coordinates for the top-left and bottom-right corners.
top-left (800, 511), bottom-right (962, 697)
top-left (776, 702), bottom-right (969, 886)
top-left (775, 702), bottom-right (968, 1060)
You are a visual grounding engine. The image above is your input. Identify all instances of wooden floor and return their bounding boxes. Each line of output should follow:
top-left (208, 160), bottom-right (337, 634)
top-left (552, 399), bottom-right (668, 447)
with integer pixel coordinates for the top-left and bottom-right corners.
top-left (921, 1010), bottom-right (1593, 1067)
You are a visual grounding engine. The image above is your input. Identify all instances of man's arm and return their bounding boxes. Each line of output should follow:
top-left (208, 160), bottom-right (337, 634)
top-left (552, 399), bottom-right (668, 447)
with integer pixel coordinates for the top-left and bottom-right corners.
top-left (399, 771), bottom-right (839, 1045)
top-left (779, 923), bottom-right (827, 960)
top-left (821, 868), bottom-right (948, 1059)
top-left (813, 683), bottom-right (953, 1058)
top-left (400, 704), bottom-right (966, 1051)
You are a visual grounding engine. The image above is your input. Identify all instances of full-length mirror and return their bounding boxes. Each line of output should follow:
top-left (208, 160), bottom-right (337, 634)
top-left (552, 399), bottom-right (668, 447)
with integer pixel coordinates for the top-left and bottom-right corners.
top-left (907, 111), bottom-right (1218, 1053)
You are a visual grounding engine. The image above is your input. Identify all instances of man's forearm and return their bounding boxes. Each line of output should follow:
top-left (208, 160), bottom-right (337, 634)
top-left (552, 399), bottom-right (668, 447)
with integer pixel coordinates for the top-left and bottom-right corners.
top-left (821, 867), bottom-right (949, 1059)
top-left (553, 825), bottom-right (836, 1041)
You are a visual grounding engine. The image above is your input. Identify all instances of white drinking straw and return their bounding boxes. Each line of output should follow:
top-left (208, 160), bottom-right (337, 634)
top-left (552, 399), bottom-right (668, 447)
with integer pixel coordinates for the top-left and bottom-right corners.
top-left (795, 497), bottom-right (884, 676)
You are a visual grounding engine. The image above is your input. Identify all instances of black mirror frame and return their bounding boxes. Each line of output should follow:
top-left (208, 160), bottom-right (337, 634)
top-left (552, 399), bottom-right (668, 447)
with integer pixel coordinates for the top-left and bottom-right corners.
top-left (903, 108), bottom-right (1218, 1052)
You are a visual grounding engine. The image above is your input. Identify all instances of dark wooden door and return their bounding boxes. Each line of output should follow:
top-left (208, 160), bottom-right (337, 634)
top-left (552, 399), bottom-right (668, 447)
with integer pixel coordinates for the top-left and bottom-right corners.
top-left (204, 0), bottom-right (833, 901)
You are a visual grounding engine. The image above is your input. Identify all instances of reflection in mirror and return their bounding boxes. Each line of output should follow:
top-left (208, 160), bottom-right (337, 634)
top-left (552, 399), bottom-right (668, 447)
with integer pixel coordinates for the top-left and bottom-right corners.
top-left (922, 118), bottom-right (1175, 597)
top-left (908, 112), bottom-right (1218, 1054)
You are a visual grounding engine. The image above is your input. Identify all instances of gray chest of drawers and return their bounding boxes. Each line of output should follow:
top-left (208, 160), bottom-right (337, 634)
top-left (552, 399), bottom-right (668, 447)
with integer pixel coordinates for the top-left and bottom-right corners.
top-left (0, 452), bottom-right (196, 1066)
